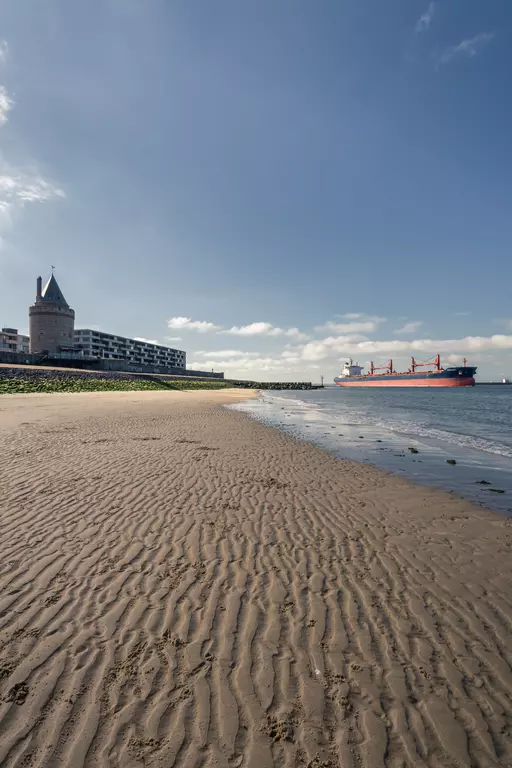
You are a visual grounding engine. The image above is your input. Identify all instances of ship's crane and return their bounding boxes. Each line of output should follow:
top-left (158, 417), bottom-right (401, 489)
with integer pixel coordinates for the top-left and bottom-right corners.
top-left (410, 354), bottom-right (442, 373)
top-left (369, 355), bottom-right (443, 376)
top-left (369, 360), bottom-right (393, 375)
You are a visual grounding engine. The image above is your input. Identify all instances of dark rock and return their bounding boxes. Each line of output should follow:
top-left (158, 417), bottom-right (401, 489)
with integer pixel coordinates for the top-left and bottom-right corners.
top-left (408, 447), bottom-right (419, 454)
top-left (488, 488), bottom-right (505, 494)
top-left (475, 480), bottom-right (491, 485)
top-left (447, 459), bottom-right (457, 465)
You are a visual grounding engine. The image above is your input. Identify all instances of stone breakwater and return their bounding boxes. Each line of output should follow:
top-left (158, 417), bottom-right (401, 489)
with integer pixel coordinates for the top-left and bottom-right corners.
top-left (0, 367), bottom-right (318, 390)
top-left (0, 366), bottom-right (165, 384)
top-left (0, 367), bottom-right (233, 393)
top-left (227, 380), bottom-right (317, 390)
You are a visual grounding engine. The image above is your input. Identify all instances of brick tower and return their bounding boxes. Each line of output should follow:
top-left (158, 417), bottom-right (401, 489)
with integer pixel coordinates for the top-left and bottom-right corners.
top-left (29, 273), bottom-right (75, 355)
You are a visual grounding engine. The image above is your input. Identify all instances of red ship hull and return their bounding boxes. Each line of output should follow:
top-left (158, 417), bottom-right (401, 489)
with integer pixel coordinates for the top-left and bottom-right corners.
top-left (335, 376), bottom-right (475, 387)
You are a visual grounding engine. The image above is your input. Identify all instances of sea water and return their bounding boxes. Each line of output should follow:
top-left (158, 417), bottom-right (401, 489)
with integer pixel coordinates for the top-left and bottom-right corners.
top-left (230, 385), bottom-right (512, 516)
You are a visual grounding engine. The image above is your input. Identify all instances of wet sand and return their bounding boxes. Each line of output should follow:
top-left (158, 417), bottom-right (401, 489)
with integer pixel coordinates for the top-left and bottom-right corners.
top-left (0, 390), bottom-right (511, 767)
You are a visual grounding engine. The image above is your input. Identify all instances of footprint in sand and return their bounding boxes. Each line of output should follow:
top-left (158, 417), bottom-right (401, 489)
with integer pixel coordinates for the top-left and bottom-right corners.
top-left (6, 681), bottom-right (29, 705)
top-left (263, 714), bottom-right (295, 742)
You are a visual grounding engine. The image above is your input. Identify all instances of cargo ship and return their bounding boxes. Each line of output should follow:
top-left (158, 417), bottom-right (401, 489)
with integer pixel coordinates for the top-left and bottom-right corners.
top-left (334, 355), bottom-right (477, 387)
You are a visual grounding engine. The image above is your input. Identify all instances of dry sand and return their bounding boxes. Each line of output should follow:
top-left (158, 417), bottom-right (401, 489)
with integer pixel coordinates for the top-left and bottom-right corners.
top-left (0, 389), bottom-right (511, 768)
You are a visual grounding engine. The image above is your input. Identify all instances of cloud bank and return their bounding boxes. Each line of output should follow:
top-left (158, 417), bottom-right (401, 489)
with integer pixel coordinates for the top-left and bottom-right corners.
top-left (294, 334), bottom-right (512, 362)
top-left (185, 328), bottom-right (512, 380)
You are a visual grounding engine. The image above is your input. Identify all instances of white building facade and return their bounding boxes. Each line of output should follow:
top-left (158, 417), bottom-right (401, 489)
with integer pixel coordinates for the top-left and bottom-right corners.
top-left (0, 327), bottom-right (30, 353)
top-left (74, 329), bottom-right (186, 369)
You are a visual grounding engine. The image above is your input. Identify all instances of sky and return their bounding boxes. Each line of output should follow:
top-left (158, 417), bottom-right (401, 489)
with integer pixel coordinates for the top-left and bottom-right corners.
top-left (1, 0), bottom-right (511, 381)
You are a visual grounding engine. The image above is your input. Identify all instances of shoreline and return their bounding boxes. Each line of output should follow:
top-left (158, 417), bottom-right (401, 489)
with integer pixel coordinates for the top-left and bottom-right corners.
top-left (232, 390), bottom-right (512, 517)
top-left (1, 390), bottom-right (511, 767)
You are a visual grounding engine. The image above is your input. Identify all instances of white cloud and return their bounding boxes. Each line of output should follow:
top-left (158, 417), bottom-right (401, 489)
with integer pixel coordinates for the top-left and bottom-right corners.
top-left (439, 33), bottom-right (494, 65)
top-left (0, 86), bottom-right (14, 124)
top-left (444, 354), bottom-right (467, 365)
top-left (188, 355), bottom-right (314, 375)
top-left (167, 316), bottom-right (221, 333)
top-left (284, 327), bottom-right (310, 341)
top-left (332, 313), bottom-right (370, 320)
top-left (0, 39), bottom-right (13, 123)
top-left (416, 2), bottom-right (435, 33)
top-left (393, 321), bottom-right (423, 335)
top-left (296, 334), bottom-right (512, 362)
top-left (454, 311), bottom-right (471, 317)
top-left (315, 316), bottom-right (386, 334)
top-left (222, 321), bottom-right (308, 339)
top-left (0, 166), bottom-right (65, 246)
top-left (194, 349), bottom-right (261, 359)
top-left (134, 337), bottom-right (160, 345)
top-left (165, 335), bottom-right (182, 342)
top-left (299, 336), bottom-right (362, 362)
top-left (223, 321), bottom-right (282, 336)
top-left (0, 172), bottom-right (65, 203)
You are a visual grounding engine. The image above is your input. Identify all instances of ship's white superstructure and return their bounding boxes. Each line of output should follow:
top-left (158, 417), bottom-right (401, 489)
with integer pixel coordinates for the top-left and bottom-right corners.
top-left (340, 359), bottom-right (364, 378)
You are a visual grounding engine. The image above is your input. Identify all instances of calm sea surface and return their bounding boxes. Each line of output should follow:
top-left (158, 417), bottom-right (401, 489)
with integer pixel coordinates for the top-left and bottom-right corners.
top-left (230, 385), bottom-right (512, 516)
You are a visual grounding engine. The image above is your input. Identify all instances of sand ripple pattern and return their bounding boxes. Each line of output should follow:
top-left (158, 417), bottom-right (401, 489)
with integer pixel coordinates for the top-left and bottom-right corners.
top-left (0, 391), bottom-right (511, 767)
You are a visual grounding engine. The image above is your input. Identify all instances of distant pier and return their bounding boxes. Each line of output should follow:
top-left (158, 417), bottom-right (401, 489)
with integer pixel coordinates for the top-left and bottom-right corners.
top-left (475, 381), bottom-right (512, 385)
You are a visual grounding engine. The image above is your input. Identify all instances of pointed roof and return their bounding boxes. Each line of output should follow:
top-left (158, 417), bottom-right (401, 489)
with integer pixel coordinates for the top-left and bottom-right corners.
top-left (40, 274), bottom-right (69, 306)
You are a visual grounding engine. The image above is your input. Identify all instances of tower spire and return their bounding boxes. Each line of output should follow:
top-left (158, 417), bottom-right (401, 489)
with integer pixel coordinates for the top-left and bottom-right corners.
top-left (40, 273), bottom-right (69, 306)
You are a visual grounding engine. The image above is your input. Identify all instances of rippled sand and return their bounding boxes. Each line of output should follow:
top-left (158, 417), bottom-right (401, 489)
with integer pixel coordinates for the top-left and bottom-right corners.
top-left (0, 390), bottom-right (511, 768)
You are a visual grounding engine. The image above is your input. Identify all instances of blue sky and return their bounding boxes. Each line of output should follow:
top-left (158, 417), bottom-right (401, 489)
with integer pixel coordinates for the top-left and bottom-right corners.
top-left (1, 0), bottom-right (511, 380)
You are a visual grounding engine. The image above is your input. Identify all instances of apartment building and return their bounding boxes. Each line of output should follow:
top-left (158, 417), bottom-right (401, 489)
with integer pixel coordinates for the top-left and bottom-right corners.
top-left (74, 329), bottom-right (186, 369)
top-left (0, 327), bottom-right (30, 353)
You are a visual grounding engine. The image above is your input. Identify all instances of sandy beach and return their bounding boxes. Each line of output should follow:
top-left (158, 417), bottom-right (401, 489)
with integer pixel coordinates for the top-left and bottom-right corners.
top-left (0, 390), bottom-right (511, 768)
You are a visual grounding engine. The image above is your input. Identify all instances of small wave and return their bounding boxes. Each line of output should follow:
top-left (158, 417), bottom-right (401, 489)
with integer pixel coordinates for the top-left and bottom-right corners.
top-left (258, 393), bottom-right (321, 410)
top-left (377, 419), bottom-right (512, 459)
top-left (233, 397), bottom-right (512, 461)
